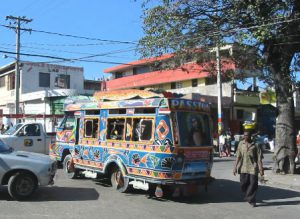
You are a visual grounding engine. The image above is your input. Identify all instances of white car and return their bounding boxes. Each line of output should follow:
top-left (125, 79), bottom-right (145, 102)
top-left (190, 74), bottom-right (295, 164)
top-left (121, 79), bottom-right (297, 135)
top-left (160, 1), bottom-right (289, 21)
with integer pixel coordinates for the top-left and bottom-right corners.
top-left (0, 139), bottom-right (57, 200)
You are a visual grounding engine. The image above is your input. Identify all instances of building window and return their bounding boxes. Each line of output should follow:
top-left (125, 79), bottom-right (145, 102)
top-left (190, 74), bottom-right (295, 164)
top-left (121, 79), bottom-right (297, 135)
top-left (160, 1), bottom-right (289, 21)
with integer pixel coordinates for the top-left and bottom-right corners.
top-left (176, 82), bottom-right (183, 89)
top-left (206, 76), bottom-right (217, 85)
top-left (8, 74), bottom-right (15, 90)
top-left (171, 82), bottom-right (183, 89)
top-left (115, 72), bottom-right (123, 79)
top-left (135, 66), bottom-right (150, 74)
top-left (158, 84), bottom-right (164, 89)
top-left (192, 79), bottom-right (198, 87)
top-left (39, 72), bottom-right (50, 87)
top-left (0, 76), bottom-right (5, 88)
top-left (55, 74), bottom-right (70, 89)
top-left (133, 68), bottom-right (137, 75)
top-left (171, 82), bottom-right (176, 89)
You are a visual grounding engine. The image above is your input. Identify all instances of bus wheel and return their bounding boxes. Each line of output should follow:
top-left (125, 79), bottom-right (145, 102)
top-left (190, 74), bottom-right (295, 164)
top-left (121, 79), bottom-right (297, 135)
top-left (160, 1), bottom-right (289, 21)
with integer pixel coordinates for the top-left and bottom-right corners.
top-left (63, 155), bottom-right (79, 179)
top-left (110, 166), bottom-right (129, 193)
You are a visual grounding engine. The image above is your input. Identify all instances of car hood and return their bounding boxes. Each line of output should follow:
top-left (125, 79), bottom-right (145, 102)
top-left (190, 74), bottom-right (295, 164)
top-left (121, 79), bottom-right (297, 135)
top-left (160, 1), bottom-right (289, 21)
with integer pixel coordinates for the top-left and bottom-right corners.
top-left (9, 150), bottom-right (53, 163)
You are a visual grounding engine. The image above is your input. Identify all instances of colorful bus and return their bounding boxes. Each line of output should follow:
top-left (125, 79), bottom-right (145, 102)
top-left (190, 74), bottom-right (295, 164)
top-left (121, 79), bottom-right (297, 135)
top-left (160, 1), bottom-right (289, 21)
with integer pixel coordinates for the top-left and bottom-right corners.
top-left (50, 89), bottom-right (214, 197)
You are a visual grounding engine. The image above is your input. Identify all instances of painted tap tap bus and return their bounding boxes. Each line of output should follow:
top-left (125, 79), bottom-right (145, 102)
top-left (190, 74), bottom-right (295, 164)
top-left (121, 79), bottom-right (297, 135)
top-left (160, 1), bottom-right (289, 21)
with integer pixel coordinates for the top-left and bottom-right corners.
top-left (50, 89), bottom-right (214, 197)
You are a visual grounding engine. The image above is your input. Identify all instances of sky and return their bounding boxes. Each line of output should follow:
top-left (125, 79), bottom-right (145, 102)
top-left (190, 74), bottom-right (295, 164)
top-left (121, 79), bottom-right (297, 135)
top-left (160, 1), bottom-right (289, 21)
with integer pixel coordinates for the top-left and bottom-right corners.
top-left (0, 0), bottom-right (145, 80)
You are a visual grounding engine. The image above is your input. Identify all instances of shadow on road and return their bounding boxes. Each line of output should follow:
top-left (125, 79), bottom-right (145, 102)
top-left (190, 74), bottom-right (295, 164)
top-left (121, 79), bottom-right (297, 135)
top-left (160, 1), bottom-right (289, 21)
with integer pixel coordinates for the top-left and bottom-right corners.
top-left (122, 178), bottom-right (300, 206)
top-left (174, 179), bottom-right (300, 206)
top-left (0, 186), bottom-right (100, 202)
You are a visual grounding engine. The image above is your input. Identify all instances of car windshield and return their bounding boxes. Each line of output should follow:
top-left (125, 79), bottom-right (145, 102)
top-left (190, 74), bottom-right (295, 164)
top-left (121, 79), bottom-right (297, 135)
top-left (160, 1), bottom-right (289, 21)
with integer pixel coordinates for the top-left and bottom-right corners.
top-left (2, 123), bottom-right (23, 135)
top-left (0, 139), bottom-right (12, 153)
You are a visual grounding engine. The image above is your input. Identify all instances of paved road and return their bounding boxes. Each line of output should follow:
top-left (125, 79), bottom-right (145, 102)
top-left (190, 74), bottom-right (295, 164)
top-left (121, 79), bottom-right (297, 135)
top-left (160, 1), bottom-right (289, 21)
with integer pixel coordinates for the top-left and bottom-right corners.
top-left (0, 153), bottom-right (300, 219)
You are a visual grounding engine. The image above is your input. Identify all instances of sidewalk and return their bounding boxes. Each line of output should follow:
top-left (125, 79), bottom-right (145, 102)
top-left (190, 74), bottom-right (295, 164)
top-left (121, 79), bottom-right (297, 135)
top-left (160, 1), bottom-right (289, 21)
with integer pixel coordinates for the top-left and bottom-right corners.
top-left (262, 164), bottom-right (300, 191)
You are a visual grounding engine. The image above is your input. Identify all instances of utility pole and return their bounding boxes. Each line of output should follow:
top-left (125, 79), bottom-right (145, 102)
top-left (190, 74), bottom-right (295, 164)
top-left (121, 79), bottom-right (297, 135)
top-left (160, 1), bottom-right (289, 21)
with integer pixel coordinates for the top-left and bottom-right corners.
top-left (5, 16), bottom-right (32, 116)
top-left (216, 42), bottom-right (223, 134)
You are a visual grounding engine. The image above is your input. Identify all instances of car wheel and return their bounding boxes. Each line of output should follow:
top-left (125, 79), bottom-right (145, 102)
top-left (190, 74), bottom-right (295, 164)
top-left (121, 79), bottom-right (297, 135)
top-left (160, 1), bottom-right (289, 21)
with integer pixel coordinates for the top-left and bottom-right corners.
top-left (8, 172), bottom-right (37, 200)
top-left (110, 166), bottom-right (130, 193)
top-left (63, 155), bottom-right (79, 179)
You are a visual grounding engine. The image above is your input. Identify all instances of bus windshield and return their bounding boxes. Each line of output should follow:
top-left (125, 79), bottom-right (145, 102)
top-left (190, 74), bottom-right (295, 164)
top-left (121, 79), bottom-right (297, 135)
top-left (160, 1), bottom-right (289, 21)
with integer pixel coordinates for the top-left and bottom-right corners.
top-left (175, 112), bottom-right (211, 147)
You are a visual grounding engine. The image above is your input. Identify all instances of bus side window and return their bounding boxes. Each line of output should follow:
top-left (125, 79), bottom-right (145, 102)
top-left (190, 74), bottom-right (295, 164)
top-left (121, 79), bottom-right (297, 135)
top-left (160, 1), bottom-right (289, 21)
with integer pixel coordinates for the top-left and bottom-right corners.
top-left (133, 119), bottom-right (141, 141)
top-left (107, 119), bottom-right (125, 140)
top-left (133, 119), bottom-right (153, 141)
top-left (84, 118), bottom-right (99, 139)
top-left (125, 118), bottom-right (133, 141)
top-left (140, 120), bottom-right (153, 141)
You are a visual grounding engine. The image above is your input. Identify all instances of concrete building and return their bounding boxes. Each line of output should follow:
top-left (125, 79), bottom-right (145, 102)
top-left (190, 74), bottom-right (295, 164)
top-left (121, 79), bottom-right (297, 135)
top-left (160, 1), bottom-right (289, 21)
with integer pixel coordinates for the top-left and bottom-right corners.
top-left (103, 47), bottom-right (263, 134)
top-left (0, 61), bottom-right (101, 131)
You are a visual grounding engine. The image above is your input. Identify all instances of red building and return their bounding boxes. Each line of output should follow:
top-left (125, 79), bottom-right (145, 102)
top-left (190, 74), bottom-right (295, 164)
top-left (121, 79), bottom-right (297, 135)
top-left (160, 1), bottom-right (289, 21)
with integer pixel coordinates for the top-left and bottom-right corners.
top-left (103, 46), bottom-right (261, 135)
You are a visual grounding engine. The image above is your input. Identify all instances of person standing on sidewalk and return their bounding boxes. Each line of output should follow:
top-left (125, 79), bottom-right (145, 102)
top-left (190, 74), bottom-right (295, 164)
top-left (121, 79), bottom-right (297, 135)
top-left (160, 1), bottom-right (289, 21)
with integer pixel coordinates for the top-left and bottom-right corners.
top-left (296, 130), bottom-right (300, 163)
top-left (233, 130), bottom-right (264, 207)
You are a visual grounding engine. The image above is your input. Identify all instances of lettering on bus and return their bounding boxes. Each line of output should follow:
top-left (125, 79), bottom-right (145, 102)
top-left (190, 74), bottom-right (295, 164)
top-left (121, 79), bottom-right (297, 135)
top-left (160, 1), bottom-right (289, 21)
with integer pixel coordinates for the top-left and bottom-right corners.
top-left (169, 99), bottom-right (210, 112)
top-left (184, 150), bottom-right (210, 160)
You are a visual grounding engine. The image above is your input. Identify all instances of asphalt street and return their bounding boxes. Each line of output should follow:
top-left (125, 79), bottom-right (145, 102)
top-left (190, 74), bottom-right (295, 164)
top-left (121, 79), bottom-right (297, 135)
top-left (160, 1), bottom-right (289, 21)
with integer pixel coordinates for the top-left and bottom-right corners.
top-left (0, 153), bottom-right (299, 219)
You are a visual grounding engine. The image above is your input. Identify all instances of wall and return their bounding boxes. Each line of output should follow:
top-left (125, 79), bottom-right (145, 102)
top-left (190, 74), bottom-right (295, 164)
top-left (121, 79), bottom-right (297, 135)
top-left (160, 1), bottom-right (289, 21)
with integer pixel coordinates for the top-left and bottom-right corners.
top-left (21, 62), bottom-right (84, 94)
top-left (169, 82), bottom-right (232, 97)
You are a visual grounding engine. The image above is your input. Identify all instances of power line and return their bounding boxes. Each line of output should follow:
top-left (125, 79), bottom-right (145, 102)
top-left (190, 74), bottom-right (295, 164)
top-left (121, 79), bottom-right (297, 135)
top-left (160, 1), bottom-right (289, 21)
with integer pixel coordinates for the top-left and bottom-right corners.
top-left (0, 49), bottom-right (136, 66)
top-left (30, 28), bottom-right (138, 45)
top-left (1, 15), bottom-right (298, 49)
top-left (1, 24), bottom-right (138, 45)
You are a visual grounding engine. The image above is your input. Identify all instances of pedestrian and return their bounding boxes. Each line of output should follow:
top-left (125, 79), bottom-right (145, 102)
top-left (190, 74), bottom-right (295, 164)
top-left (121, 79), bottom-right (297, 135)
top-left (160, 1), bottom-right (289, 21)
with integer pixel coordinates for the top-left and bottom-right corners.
top-left (225, 130), bottom-right (232, 157)
top-left (219, 132), bottom-right (226, 157)
top-left (233, 130), bottom-right (264, 207)
top-left (296, 130), bottom-right (300, 163)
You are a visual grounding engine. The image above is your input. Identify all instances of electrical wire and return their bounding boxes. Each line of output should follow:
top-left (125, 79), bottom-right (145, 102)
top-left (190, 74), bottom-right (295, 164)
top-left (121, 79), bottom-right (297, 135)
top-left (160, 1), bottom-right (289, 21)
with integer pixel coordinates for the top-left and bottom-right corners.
top-left (1, 15), bottom-right (299, 48)
top-left (0, 49), bottom-right (137, 66)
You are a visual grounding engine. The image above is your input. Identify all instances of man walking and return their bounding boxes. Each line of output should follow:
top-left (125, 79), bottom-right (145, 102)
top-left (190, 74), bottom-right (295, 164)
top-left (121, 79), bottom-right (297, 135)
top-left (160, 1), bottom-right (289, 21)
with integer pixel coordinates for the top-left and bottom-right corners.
top-left (233, 130), bottom-right (264, 207)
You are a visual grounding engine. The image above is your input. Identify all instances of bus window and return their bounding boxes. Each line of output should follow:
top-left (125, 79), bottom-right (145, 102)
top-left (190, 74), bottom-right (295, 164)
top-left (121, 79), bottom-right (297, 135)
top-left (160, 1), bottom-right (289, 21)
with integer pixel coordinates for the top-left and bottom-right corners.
top-left (84, 118), bottom-right (99, 138)
top-left (125, 118), bottom-right (133, 141)
top-left (140, 119), bottom-right (153, 140)
top-left (133, 119), bottom-right (153, 141)
top-left (175, 112), bottom-right (211, 146)
top-left (60, 116), bottom-right (75, 131)
top-left (107, 119), bottom-right (125, 140)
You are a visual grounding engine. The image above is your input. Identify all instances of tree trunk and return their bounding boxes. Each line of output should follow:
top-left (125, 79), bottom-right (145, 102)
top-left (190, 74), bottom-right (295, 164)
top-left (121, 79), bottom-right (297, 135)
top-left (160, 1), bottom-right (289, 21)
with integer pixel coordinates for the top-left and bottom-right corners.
top-left (269, 49), bottom-right (297, 174)
top-left (273, 96), bottom-right (296, 174)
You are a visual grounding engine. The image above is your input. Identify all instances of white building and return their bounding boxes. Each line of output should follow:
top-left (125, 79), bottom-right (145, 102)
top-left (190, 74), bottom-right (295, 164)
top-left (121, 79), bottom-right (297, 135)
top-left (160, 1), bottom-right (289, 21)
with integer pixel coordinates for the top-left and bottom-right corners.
top-left (0, 61), bottom-right (100, 131)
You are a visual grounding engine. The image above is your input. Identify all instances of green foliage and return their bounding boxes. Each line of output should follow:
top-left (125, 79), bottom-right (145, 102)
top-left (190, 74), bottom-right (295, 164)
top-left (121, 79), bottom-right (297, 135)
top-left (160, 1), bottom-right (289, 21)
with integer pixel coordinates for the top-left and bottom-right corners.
top-left (138, 0), bottom-right (300, 88)
top-left (139, 0), bottom-right (300, 171)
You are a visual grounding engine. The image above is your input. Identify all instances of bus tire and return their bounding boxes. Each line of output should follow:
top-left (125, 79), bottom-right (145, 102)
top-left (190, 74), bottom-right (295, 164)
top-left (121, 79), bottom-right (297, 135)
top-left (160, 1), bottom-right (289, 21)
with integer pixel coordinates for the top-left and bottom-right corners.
top-left (63, 155), bottom-right (79, 179)
top-left (110, 166), bottom-right (130, 193)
